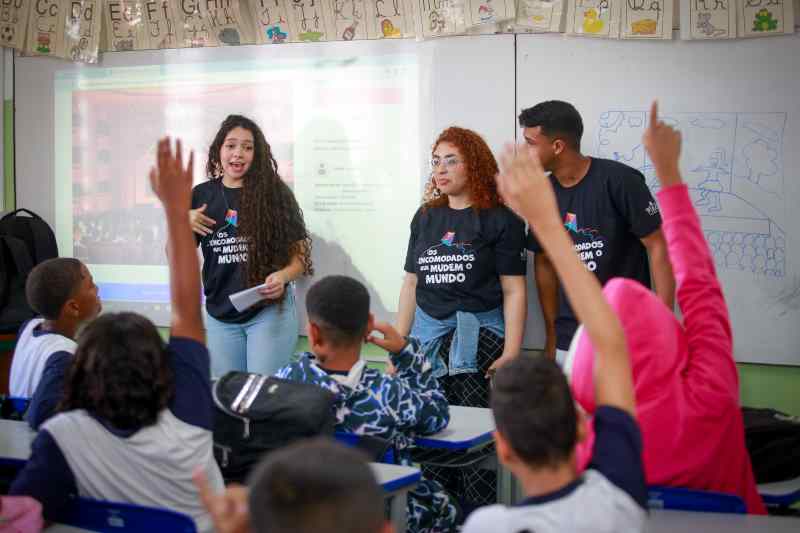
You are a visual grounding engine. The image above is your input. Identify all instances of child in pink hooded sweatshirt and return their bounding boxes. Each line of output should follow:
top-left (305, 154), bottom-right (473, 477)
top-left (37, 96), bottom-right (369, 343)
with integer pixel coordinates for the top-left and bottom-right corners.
top-left (566, 102), bottom-right (766, 514)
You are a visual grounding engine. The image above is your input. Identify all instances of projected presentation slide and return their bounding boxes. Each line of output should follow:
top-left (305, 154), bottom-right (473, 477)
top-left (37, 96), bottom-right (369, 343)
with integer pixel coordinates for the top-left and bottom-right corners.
top-left (53, 56), bottom-right (421, 321)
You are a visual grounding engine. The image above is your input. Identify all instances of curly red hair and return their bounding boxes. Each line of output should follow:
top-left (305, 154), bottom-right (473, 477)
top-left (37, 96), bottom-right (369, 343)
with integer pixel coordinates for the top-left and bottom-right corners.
top-left (423, 127), bottom-right (501, 210)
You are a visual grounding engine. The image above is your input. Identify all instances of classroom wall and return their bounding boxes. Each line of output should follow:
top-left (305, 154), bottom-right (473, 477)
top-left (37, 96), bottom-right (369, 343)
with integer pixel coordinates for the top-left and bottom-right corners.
top-left (2, 49), bottom-right (12, 213)
top-left (4, 28), bottom-right (799, 414)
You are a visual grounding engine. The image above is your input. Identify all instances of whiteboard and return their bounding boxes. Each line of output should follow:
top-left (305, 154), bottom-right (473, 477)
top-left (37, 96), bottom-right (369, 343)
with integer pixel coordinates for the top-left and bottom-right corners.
top-left (517, 32), bottom-right (800, 365)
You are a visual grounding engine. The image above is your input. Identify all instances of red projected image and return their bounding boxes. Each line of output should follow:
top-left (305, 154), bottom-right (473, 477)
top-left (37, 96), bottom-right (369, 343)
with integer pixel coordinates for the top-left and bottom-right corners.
top-left (70, 81), bottom-right (295, 265)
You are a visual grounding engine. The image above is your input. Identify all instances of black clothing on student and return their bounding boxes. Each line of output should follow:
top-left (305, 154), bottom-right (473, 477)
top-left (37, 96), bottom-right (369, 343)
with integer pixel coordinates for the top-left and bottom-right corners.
top-left (526, 158), bottom-right (662, 350)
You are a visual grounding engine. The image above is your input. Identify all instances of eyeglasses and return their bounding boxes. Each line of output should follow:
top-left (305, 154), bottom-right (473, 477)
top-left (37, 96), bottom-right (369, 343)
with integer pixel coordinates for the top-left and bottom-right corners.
top-left (430, 156), bottom-right (461, 169)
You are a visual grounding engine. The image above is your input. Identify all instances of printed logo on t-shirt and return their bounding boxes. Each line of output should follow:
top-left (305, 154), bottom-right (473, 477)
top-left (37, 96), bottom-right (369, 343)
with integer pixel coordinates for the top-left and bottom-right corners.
top-left (417, 231), bottom-right (476, 285)
top-left (225, 209), bottom-right (239, 227)
top-left (564, 212), bottom-right (606, 273)
top-left (203, 206), bottom-right (248, 265)
top-left (646, 201), bottom-right (659, 217)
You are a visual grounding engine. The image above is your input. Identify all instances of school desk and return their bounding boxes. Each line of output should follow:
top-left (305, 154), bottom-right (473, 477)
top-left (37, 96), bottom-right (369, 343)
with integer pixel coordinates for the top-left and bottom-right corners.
top-left (647, 509), bottom-right (799, 532)
top-left (412, 405), bottom-right (519, 504)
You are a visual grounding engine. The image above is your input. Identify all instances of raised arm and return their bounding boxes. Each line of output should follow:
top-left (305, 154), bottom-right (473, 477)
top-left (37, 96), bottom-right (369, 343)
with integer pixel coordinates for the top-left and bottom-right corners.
top-left (642, 102), bottom-right (738, 407)
top-left (150, 138), bottom-right (204, 343)
top-left (640, 228), bottom-right (675, 310)
top-left (497, 146), bottom-right (635, 417)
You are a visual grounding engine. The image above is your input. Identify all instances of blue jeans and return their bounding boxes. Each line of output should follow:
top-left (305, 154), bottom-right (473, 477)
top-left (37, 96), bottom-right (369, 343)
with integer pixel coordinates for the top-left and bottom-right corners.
top-left (205, 288), bottom-right (298, 377)
top-left (410, 305), bottom-right (505, 378)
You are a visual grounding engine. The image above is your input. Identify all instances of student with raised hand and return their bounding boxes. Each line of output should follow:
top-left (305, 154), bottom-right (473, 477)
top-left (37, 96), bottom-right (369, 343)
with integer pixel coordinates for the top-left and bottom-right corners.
top-left (461, 142), bottom-right (648, 533)
top-left (566, 102), bottom-right (766, 514)
top-left (195, 438), bottom-right (393, 533)
top-left (10, 138), bottom-right (225, 532)
top-left (276, 275), bottom-right (457, 533)
top-left (9, 258), bottom-right (101, 423)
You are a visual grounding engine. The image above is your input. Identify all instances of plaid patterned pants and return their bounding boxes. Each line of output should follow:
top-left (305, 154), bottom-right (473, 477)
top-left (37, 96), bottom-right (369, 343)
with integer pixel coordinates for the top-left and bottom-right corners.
top-left (422, 329), bottom-right (502, 509)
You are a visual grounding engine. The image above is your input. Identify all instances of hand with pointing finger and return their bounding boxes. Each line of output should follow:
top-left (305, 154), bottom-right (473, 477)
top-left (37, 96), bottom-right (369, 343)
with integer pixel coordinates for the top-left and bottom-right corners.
top-left (642, 101), bottom-right (683, 188)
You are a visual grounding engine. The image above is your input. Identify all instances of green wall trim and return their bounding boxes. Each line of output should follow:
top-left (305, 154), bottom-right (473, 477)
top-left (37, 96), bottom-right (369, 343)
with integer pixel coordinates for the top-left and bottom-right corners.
top-left (3, 98), bottom-right (13, 211)
top-left (739, 363), bottom-right (800, 416)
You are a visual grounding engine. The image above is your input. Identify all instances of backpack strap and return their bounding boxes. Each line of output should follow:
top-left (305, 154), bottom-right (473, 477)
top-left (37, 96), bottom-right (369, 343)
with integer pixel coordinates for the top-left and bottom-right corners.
top-left (0, 238), bottom-right (9, 310)
top-left (0, 209), bottom-right (58, 263)
top-left (0, 235), bottom-right (34, 311)
top-left (0, 208), bottom-right (42, 222)
top-left (1, 235), bottom-right (35, 276)
top-left (27, 218), bottom-right (58, 264)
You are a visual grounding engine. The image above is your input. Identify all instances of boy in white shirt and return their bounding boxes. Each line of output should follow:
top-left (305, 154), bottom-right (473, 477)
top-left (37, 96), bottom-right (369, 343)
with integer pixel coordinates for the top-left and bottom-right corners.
top-left (10, 258), bottom-right (101, 399)
top-left (462, 139), bottom-right (648, 533)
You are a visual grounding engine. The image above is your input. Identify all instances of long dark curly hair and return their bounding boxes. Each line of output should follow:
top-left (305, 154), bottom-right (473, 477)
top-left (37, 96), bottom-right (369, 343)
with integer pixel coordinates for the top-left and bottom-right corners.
top-left (57, 313), bottom-right (173, 429)
top-left (423, 127), bottom-right (501, 210)
top-left (207, 115), bottom-right (313, 291)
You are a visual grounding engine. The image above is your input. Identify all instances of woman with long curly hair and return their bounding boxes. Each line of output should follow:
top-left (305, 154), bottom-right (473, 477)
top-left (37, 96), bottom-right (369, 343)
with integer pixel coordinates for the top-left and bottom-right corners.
top-left (190, 115), bottom-right (312, 376)
top-left (397, 127), bottom-right (527, 510)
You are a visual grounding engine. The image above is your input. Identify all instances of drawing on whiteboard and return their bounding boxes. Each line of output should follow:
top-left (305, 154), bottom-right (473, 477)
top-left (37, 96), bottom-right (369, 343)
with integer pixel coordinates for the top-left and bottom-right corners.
top-left (693, 148), bottom-right (727, 212)
top-left (737, 119), bottom-right (782, 194)
top-left (597, 110), bottom-right (787, 277)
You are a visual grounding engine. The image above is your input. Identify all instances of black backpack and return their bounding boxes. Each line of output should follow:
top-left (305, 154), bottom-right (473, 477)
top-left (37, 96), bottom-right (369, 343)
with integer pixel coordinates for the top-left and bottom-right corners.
top-left (742, 407), bottom-right (800, 484)
top-left (0, 209), bottom-right (58, 333)
top-left (0, 209), bottom-right (58, 266)
top-left (212, 372), bottom-right (337, 483)
top-left (0, 234), bottom-right (35, 333)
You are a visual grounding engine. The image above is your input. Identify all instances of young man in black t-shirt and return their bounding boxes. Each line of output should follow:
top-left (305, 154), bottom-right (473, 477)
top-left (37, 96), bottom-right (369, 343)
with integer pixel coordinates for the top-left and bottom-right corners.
top-left (519, 101), bottom-right (675, 361)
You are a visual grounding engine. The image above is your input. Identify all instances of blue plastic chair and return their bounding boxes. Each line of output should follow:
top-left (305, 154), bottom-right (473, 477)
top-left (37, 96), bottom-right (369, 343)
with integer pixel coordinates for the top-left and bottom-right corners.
top-left (334, 432), bottom-right (396, 464)
top-left (58, 497), bottom-right (197, 532)
top-left (9, 397), bottom-right (30, 415)
top-left (647, 486), bottom-right (747, 514)
top-left (758, 476), bottom-right (800, 509)
top-left (0, 396), bottom-right (30, 419)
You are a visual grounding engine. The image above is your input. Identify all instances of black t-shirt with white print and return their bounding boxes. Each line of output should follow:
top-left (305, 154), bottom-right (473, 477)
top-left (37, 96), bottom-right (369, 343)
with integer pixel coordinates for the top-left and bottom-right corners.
top-left (192, 179), bottom-right (305, 323)
top-left (527, 158), bottom-right (662, 350)
top-left (404, 205), bottom-right (527, 320)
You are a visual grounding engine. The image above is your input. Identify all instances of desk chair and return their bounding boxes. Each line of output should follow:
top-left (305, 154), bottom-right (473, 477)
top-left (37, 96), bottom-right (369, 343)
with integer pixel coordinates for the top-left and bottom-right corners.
top-left (0, 457), bottom-right (25, 494)
top-left (0, 396), bottom-right (30, 420)
top-left (648, 486), bottom-right (747, 514)
top-left (334, 432), bottom-right (396, 464)
top-left (758, 476), bottom-right (800, 511)
top-left (58, 497), bottom-right (196, 532)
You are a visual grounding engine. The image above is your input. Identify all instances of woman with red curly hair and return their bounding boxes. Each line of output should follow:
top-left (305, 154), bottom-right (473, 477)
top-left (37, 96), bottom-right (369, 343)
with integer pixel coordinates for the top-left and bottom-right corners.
top-left (397, 127), bottom-right (527, 510)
